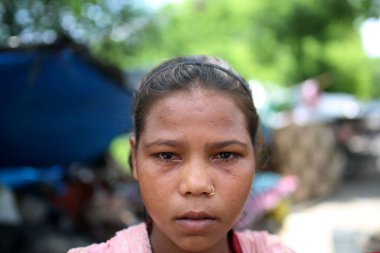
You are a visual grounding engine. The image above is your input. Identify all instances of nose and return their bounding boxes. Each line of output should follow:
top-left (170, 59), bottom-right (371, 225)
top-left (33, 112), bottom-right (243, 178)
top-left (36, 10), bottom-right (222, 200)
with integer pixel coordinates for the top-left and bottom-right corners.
top-left (178, 157), bottom-right (214, 197)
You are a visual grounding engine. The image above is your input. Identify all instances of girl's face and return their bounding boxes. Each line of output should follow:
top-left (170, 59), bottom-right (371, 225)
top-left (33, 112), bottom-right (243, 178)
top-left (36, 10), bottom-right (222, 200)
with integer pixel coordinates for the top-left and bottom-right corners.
top-left (130, 87), bottom-right (255, 253)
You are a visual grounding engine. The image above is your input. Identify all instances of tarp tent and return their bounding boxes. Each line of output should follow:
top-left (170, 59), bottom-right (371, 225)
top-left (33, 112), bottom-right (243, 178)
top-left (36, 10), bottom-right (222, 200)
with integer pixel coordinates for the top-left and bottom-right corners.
top-left (0, 43), bottom-right (134, 167)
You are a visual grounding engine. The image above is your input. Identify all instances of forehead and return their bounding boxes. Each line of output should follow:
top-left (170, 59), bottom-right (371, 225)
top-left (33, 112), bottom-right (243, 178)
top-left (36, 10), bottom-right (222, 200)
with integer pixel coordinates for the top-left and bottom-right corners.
top-left (141, 87), bottom-right (250, 142)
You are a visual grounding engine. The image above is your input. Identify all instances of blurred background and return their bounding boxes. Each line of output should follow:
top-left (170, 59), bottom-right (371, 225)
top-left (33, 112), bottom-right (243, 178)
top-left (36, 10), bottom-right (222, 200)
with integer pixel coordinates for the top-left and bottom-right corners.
top-left (0, 0), bottom-right (379, 252)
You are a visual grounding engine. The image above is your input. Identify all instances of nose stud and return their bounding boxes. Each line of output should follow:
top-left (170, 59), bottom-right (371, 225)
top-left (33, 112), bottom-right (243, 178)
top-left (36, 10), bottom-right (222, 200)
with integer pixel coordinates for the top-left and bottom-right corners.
top-left (207, 186), bottom-right (215, 197)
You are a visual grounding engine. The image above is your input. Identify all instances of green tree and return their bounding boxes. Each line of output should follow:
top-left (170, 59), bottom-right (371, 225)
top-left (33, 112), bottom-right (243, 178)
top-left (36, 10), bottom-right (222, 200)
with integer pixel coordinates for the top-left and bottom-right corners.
top-left (1, 0), bottom-right (379, 98)
top-left (0, 0), bottom-right (156, 66)
top-left (133, 0), bottom-right (380, 98)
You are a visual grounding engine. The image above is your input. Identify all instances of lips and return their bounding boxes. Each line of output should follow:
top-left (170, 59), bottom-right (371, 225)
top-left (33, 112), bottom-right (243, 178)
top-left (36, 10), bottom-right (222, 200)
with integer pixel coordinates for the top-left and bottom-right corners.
top-left (175, 211), bottom-right (217, 234)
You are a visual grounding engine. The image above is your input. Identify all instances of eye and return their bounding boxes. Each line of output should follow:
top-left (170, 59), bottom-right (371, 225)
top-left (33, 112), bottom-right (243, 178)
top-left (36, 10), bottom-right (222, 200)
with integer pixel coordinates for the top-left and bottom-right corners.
top-left (215, 152), bottom-right (239, 162)
top-left (156, 152), bottom-right (180, 162)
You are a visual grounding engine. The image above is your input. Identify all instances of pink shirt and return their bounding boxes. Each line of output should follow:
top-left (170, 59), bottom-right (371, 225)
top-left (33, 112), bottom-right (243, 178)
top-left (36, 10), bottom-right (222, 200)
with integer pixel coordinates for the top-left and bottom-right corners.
top-left (68, 223), bottom-right (294, 253)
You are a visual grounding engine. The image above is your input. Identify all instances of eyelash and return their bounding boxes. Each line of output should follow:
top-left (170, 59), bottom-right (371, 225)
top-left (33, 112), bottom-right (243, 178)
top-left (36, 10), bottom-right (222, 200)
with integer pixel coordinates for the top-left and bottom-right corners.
top-left (154, 151), bottom-right (240, 162)
top-left (214, 152), bottom-right (240, 162)
top-left (155, 152), bottom-right (180, 162)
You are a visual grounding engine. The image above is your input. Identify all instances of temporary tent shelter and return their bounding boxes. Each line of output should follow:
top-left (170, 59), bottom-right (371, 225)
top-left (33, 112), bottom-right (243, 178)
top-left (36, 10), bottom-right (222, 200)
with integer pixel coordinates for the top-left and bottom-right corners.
top-left (0, 43), bottom-right (134, 167)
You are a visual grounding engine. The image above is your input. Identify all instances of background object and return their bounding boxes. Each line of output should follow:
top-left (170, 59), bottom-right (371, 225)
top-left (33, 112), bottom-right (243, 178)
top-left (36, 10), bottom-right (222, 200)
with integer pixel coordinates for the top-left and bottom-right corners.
top-left (0, 43), bottom-right (134, 167)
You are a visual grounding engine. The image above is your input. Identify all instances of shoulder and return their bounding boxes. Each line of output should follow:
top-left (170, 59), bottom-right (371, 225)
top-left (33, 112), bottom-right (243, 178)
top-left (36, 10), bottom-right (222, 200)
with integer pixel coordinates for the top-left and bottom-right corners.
top-left (235, 229), bottom-right (295, 253)
top-left (67, 223), bottom-right (152, 253)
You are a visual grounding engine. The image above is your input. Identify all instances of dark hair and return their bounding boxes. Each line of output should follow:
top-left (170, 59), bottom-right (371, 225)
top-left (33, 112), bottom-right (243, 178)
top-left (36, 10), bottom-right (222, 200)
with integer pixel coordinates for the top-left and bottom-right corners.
top-left (133, 55), bottom-right (263, 165)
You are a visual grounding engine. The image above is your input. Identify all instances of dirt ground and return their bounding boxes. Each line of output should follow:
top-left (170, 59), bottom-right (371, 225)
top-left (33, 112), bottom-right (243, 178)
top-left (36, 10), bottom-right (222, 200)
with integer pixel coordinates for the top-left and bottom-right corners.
top-left (280, 165), bottom-right (380, 253)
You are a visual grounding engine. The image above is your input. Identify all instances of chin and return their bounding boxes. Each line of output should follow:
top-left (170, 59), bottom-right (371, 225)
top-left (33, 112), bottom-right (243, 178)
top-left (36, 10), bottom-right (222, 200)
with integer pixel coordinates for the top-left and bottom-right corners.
top-left (175, 236), bottom-right (221, 253)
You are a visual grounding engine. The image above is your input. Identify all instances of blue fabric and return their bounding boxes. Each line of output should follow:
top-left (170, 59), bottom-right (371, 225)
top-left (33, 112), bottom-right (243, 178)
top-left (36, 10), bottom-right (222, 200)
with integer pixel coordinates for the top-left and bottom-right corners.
top-left (0, 165), bottom-right (66, 191)
top-left (0, 46), bottom-right (133, 167)
top-left (252, 171), bottom-right (281, 194)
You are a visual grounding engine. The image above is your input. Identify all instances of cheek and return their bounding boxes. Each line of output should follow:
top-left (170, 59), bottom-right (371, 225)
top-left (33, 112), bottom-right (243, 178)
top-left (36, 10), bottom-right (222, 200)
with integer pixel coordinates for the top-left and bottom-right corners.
top-left (137, 171), bottom-right (160, 199)
top-left (136, 164), bottom-right (174, 209)
top-left (220, 169), bottom-right (254, 208)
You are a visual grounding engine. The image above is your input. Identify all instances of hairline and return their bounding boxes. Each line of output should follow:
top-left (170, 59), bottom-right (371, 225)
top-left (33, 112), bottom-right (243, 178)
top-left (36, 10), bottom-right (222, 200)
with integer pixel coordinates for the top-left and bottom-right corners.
top-left (135, 82), bottom-right (252, 147)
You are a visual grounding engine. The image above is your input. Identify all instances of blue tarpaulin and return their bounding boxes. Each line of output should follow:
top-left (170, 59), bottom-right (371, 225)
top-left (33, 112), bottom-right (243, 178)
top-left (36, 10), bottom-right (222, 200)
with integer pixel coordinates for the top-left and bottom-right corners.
top-left (0, 44), bottom-right (134, 167)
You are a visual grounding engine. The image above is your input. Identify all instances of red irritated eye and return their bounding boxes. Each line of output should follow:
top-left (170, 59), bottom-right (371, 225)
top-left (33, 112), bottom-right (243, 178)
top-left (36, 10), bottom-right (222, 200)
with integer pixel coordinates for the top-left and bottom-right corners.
top-left (214, 152), bottom-right (239, 162)
top-left (156, 152), bottom-right (180, 162)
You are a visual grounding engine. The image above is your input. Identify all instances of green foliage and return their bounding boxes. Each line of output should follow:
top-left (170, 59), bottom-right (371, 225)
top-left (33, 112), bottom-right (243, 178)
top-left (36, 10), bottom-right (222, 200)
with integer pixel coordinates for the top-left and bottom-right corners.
top-left (0, 0), bottom-right (154, 67)
top-left (1, 0), bottom-right (379, 98)
top-left (109, 133), bottom-right (131, 174)
top-left (131, 0), bottom-right (379, 99)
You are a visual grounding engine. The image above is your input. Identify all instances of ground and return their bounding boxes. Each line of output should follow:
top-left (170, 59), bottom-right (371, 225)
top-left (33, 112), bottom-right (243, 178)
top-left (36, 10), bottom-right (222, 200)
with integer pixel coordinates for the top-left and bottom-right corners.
top-left (280, 164), bottom-right (380, 253)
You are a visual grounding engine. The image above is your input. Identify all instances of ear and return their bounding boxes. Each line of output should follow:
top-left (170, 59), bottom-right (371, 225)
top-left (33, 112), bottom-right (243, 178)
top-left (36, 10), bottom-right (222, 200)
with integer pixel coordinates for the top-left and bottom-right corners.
top-left (129, 135), bottom-right (138, 181)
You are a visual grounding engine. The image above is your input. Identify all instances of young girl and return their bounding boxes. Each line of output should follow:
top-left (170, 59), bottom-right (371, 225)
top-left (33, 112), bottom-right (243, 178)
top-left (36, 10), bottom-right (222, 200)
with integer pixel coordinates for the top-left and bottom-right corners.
top-left (68, 56), bottom-right (294, 253)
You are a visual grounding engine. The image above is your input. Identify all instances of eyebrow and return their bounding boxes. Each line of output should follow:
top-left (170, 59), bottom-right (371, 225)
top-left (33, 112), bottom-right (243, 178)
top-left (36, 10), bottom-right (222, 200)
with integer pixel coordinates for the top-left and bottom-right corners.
top-left (207, 140), bottom-right (248, 149)
top-left (143, 140), bottom-right (248, 149)
top-left (143, 140), bottom-right (182, 148)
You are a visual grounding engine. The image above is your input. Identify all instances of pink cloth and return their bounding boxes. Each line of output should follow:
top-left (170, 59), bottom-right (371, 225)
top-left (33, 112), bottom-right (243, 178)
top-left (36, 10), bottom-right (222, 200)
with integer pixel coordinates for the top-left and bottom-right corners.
top-left (236, 230), bottom-right (295, 253)
top-left (68, 223), bottom-right (151, 253)
top-left (68, 223), bottom-right (294, 253)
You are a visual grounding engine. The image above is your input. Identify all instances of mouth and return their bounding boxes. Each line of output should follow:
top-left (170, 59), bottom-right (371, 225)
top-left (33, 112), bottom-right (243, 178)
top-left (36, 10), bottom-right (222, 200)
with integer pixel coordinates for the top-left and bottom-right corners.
top-left (175, 211), bottom-right (217, 234)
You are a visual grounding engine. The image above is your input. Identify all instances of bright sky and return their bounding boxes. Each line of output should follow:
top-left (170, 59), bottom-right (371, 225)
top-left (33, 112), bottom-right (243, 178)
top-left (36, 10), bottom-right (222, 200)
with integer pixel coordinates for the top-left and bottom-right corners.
top-left (143, 0), bottom-right (184, 9)
top-left (360, 18), bottom-right (380, 58)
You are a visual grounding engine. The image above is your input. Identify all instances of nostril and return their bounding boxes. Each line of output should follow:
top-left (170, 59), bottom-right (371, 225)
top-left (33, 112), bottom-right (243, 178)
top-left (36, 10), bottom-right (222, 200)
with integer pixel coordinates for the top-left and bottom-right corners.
top-left (178, 162), bottom-right (213, 196)
top-left (179, 179), bottom-right (213, 197)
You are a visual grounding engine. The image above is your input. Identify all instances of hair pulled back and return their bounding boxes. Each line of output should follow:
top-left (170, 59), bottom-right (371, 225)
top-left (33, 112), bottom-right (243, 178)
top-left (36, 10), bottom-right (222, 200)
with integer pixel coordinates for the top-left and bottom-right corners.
top-left (133, 55), bottom-right (261, 153)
